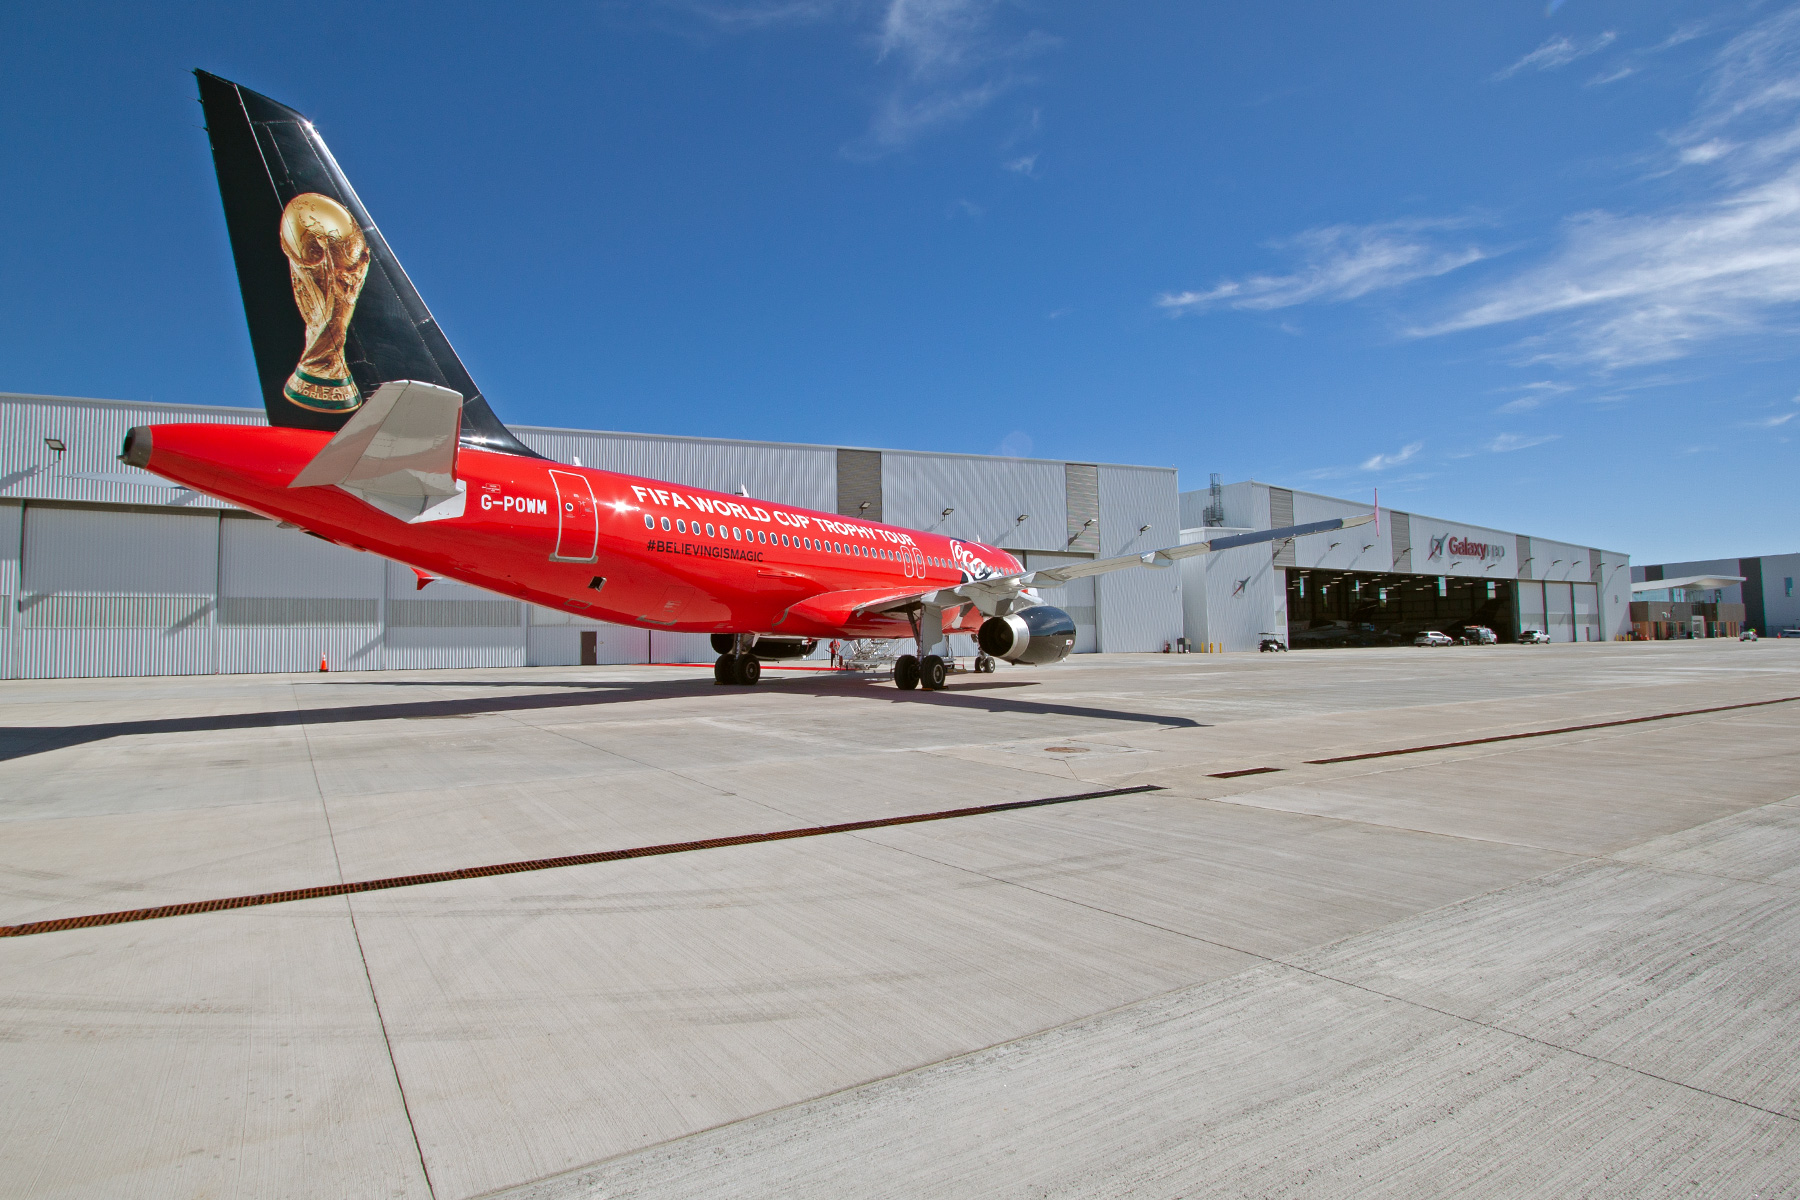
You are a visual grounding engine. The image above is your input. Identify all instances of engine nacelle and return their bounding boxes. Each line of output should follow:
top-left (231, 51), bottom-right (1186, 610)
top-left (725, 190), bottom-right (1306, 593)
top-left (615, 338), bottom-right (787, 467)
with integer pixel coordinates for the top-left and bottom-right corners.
top-left (978, 605), bottom-right (1077, 665)
top-left (710, 633), bottom-right (818, 660)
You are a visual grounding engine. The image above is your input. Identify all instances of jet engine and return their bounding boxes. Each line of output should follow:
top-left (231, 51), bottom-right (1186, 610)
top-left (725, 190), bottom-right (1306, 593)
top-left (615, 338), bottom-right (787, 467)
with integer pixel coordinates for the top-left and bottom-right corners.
top-left (710, 633), bottom-right (818, 660)
top-left (977, 605), bottom-right (1078, 665)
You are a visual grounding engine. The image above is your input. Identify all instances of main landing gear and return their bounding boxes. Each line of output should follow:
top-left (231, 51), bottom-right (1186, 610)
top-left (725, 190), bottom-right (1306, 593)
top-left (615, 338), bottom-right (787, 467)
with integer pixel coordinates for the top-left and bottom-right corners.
top-left (714, 653), bottom-right (761, 685)
top-left (713, 633), bottom-right (763, 686)
top-left (892, 653), bottom-right (947, 691)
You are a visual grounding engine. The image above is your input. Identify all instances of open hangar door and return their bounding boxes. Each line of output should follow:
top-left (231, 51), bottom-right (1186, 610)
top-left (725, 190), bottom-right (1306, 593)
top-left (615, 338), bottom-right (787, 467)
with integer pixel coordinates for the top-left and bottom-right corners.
top-left (1285, 568), bottom-right (1519, 647)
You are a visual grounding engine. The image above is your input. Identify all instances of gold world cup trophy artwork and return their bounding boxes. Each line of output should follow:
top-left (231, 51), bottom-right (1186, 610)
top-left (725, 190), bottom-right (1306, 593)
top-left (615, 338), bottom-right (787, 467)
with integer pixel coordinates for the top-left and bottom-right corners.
top-left (279, 193), bottom-right (371, 412)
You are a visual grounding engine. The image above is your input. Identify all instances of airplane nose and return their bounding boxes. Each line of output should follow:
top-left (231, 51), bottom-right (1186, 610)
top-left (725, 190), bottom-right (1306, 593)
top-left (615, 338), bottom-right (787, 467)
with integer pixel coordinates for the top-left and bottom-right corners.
top-left (119, 426), bottom-right (153, 468)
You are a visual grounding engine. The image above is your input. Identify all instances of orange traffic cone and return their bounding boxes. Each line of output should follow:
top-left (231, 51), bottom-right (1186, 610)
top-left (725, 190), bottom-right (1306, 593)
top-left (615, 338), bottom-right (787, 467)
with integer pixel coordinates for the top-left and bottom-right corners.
top-left (318, 656), bottom-right (328, 673)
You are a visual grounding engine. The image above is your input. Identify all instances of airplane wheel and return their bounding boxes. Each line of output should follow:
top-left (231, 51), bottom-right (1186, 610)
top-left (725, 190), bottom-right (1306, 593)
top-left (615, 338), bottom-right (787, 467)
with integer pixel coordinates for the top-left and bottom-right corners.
top-left (734, 655), bottom-right (762, 686)
top-left (893, 655), bottom-right (919, 690)
top-left (714, 655), bottom-right (732, 685)
top-left (920, 654), bottom-right (947, 690)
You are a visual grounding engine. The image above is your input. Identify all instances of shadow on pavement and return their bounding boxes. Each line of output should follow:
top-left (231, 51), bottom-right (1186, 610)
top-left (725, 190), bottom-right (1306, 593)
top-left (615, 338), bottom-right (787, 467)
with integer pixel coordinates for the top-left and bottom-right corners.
top-left (0, 673), bottom-right (1203, 762)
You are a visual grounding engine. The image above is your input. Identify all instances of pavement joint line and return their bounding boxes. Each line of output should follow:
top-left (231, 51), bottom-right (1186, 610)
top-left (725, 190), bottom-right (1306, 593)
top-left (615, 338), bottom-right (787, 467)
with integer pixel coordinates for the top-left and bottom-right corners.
top-left (0, 785), bottom-right (1164, 939)
top-left (1303, 695), bottom-right (1800, 764)
top-left (297, 680), bottom-right (439, 1200)
top-left (1274, 957), bottom-right (1800, 1126)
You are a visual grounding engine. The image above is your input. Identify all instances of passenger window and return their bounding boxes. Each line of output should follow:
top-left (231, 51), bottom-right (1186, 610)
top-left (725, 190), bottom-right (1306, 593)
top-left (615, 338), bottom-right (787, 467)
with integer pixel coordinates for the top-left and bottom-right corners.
top-left (643, 514), bottom-right (654, 529)
top-left (707, 523), bottom-right (716, 537)
top-left (733, 527), bottom-right (742, 540)
top-left (661, 516), bottom-right (671, 531)
top-left (759, 530), bottom-right (767, 543)
top-left (676, 519), bottom-right (685, 533)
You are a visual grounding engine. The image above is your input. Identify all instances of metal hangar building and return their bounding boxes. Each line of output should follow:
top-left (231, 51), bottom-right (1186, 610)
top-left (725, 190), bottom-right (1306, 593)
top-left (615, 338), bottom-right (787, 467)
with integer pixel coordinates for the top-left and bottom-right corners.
top-left (1178, 478), bottom-right (1632, 649)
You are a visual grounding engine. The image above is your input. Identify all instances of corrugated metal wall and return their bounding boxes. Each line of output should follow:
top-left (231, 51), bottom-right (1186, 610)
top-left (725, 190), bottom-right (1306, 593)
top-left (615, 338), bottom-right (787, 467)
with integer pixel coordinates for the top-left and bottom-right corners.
top-left (2, 393), bottom-right (261, 510)
top-left (881, 451), bottom-right (1069, 552)
top-left (381, 560), bottom-right (526, 670)
top-left (1021, 552), bottom-right (1098, 652)
top-left (20, 505), bottom-right (219, 678)
top-left (0, 503), bottom-right (19, 678)
top-left (1095, 465), bottom-right (1182, 652)
top-left (515, 427), bottom-right (835, 511)
top-left (218, 515), bottom-right (385, 673)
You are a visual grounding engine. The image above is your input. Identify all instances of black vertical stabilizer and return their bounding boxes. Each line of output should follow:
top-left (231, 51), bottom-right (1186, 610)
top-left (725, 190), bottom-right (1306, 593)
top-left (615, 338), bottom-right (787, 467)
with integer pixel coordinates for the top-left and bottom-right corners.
top-left (194, 70), bottom-right (540, 457)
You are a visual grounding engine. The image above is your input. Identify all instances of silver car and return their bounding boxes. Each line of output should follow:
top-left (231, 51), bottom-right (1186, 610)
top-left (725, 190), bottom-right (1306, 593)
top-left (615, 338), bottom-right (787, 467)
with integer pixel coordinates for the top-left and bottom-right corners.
top-left (1414, 630), bottom-right (1453, 646)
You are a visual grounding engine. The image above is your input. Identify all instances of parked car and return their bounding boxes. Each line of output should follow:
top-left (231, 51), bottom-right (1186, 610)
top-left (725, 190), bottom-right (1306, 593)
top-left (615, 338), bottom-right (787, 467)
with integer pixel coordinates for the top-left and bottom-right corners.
top-left (1458, 625), bottom-right (1498, 645)
top-left (1741, 628), bottom-right (1759, 641)
top-left (1779, 628), bottom-right (1800, 639)
top-left (1414, 630), bottom-right (1454, 646)
top-left (1520, 630), bottom-right (1551, 644)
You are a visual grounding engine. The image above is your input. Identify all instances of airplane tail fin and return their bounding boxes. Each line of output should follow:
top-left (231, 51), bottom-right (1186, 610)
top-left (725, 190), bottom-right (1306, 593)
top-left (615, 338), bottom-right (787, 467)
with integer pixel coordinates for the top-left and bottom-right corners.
top-left (194, 70), bottom-right (539, 458)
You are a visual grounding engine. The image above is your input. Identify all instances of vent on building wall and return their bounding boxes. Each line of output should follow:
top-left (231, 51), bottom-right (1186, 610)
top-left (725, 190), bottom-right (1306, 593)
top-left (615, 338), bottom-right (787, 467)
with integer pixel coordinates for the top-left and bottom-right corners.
top-left (1391, 512), bottom-right (1412, 572)
top-left (1269, 488), bottom-right (1297, 567)
top-left (836, 449), bottom-right (882, 522)
top-left (1065, 464), bottom-right (1099, 553)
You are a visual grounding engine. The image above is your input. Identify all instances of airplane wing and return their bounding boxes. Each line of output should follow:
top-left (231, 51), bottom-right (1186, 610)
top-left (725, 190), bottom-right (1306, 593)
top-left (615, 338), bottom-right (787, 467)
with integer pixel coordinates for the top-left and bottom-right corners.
top-left (290, 380), bottom-right (467, 523)
top-left (857, 513), bottom-right (1377, 620)
top-left (774, 586), bottom-right (932, 630)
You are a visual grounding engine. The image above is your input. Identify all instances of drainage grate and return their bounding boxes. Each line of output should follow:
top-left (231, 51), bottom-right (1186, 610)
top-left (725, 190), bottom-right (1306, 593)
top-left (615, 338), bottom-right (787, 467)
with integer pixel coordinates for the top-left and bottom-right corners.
top-left (1, 784), bottom-right (1164, 939)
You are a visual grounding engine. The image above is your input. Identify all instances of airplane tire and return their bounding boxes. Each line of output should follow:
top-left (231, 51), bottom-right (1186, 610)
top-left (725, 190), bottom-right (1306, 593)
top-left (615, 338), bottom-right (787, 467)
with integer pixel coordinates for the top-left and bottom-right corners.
top-left (714, 655), bottom-right (732, 684)
top-left (920, 655), bottom-right (947, 690)
top-left (975, 655), bottom-right (995, 673)
top-left (734, 655), bottom-right (762, 686)
top-left (893, 655), bottom-right (920, 691)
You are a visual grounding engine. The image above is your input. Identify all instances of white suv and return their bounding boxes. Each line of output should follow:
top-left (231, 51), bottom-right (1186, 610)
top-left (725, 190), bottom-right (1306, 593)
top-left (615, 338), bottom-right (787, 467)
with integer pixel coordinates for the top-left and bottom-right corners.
top-left (1414, 631), bottom-right (1454, 646)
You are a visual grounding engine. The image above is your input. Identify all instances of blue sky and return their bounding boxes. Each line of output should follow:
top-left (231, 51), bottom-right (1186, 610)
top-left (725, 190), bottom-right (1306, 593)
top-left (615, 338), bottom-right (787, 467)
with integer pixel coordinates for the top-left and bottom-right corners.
top-left (2, 1), bottom-right (1795, 561)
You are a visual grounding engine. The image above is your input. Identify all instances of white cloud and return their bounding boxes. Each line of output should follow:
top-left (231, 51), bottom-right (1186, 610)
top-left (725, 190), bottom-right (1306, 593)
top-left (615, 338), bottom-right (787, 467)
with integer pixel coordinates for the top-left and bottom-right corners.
top-left (1002, 153), bottom-right (1038, 175)
top-left (848, 0), bottom-right (1056, 156)
top-left (1494, 32), bottom-right (1618, 81)
top-left (1743, 410), bottom-right (1797, 427)
top-left (1495, 396), bottom-right (1544, 413)
top-left (1360, 441), bottom-right (1424, 470)
top-left (1487, 433), bottom-right (1560, 453)
top-left (1414, 9), bottom-right (1800, 369)
top-left (656, 1), bottom-right (1052, 157)
top-left (1588, 65), bottom-right (1636, 87)
top-left (1158, 221), bottom-right (1485, 314)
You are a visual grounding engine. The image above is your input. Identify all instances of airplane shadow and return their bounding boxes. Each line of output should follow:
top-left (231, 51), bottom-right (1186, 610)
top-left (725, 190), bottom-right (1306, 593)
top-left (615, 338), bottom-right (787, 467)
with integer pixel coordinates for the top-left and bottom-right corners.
top-left (0, 672), bottom-right (1201, 763)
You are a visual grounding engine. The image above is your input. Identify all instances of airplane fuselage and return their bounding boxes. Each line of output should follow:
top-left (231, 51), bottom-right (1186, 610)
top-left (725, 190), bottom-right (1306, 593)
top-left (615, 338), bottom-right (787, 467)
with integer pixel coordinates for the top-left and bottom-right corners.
top-left (136, 422), bottom-right (1019, 643)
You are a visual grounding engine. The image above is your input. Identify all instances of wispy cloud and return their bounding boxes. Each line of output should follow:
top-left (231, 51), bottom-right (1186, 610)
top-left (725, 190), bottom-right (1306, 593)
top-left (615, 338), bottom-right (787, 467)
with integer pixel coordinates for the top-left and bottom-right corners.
top-left (656, 1), bottom-right (1053, 157)
top-left (850, 0), bottom-right (1057, 157)
top-left (1415, 8), bottom-right (1800, 368)
top-left (1002, 153), bottom-right (1038, 175)
top-left (1494, 32), bottom-right (1618, 81)
top-left (1487, 433), bottom-right (1560, 452)
top-left (1158, 220), bottom-right (1485, 314)
top-left (1742, 410), bottom-right (1797, 427)
top-left (1360, 441), bottom-right (1424, 471)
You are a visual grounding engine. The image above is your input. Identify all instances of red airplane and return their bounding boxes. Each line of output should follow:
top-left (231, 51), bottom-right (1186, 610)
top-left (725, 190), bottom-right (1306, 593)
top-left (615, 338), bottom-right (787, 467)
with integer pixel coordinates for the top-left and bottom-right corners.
top-left (123, 73), bottom-right (1370, 689)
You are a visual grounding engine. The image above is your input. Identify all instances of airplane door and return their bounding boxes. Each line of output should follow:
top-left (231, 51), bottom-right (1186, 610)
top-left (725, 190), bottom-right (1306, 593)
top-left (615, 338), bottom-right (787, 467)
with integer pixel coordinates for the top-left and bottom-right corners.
top-left (548, 470), bottom-right (599, 563)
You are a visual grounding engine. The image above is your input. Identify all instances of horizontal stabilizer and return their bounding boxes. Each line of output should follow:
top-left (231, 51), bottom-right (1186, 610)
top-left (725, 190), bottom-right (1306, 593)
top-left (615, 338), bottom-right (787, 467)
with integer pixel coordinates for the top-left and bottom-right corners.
top-left (290, 380), bottom-right (466, 523)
